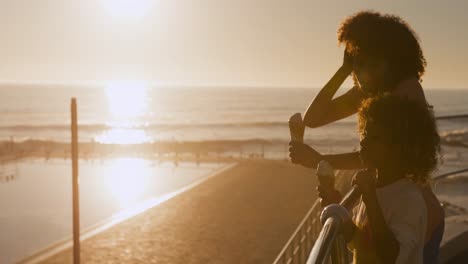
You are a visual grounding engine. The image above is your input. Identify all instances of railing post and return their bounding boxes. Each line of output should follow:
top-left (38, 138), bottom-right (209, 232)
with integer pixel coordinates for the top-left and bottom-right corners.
top-left (293, 235), bottom-right (299, 264)
top-left (330, 234), bottom-right (347, 264)
top-left (300, 226), bottom-right (305, 263)
top-left (273, 199), bottom-right (322, 264)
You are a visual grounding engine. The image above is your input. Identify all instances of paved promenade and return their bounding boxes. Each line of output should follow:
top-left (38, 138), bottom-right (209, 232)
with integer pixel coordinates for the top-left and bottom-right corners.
top-left (40, 160), bottom-right (318, 264)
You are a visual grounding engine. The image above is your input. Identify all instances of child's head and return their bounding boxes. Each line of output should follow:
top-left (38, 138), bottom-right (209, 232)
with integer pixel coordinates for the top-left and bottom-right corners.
top-left (358, 95), bottom-right (440, 182)
top-left (338, 11), bottom-right (426, 96)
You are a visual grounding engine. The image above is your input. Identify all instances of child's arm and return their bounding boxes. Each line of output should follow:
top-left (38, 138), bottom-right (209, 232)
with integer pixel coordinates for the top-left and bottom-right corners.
top-left (354, 171), bottom-right (400, 263)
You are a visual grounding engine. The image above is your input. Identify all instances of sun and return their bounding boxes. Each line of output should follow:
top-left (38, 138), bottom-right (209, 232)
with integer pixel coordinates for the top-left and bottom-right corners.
top-left (100, 0), bottom-right (154, 22)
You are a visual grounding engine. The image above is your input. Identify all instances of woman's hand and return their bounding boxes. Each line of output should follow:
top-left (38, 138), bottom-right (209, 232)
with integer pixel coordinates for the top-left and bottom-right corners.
top-left (289, 141), bottom-right (323, 168)
top-left (342, 49), bottom-right (354, 75)
top-left (302, 49), bottom-right (360, 128)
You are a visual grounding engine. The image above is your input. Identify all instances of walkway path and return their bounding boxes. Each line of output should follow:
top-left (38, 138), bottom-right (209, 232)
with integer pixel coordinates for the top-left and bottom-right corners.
top-left (40, 160), bottom-right (318, 264)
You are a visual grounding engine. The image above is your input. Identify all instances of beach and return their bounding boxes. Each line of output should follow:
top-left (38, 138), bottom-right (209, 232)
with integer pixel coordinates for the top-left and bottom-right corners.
top-left (33, 160), bottom-right (319, 264)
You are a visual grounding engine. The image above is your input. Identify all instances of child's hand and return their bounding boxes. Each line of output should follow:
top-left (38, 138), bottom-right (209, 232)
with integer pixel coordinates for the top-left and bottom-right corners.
top-left (317, 185), bottom-right (342, 207)
top-left (352, 169), bottom-right (376, 197)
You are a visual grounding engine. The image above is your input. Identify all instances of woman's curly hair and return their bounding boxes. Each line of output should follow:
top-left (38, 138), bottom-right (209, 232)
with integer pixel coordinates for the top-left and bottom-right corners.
top-left (338, 11), bottom-right (426, 90)
top-left (358, 94), bottom-right (441, 183)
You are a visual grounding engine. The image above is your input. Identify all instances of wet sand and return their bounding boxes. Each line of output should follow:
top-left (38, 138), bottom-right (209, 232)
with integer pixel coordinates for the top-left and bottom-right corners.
top-left (38, 160), bottom-right (319, 264)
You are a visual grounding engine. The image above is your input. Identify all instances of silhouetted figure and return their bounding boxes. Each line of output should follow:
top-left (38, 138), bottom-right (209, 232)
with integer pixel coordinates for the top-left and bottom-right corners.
top-left (330, 96), bottom-right (438, 263)
top-left (288, 11), bottom-right (444, 264)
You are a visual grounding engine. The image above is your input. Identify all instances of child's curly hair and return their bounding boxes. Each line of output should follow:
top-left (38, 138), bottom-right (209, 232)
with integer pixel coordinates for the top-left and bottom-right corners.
top-left (358, 95), bottom-right (441, 183)
top-left (338, 11), bottom-right (426, 91)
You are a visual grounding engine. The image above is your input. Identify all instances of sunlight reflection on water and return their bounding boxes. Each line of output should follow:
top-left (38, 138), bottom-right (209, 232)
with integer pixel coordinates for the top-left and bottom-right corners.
top-left (97, 81), bottom-right (152, 144)
top-left (0, 158), bottom-right (225, 263)
top-left (95, 128), bottom-right (151, 144)
top-left (102, 158), bottom-right (152, 206)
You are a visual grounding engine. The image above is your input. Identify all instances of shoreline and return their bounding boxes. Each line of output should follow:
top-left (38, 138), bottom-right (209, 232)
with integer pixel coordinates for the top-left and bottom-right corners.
top-left (0, 139), bottom-right (288, 164)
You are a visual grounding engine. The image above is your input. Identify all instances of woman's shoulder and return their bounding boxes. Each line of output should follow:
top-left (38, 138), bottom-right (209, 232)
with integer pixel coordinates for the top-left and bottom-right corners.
top-left (392, 78), bottom-right (428, 107)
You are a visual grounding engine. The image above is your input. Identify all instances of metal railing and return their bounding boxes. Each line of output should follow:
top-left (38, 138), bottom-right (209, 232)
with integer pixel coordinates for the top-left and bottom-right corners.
top-left (306, 188), bottom-right (358, 264)
top-left (273, 113), bottom-right (468, 264)
top-left (306, 205), bottom-right (348, 264)
top-left (432, 168), bottom-right (468, 181)
top-left (274, 167), bottom-right (468, 264)
top-left (272, 188), bottom-right (358, 264)
top-left (272, 199), bottom-right (322, 264)
top-left (273, 170), bottom-right (355, 264)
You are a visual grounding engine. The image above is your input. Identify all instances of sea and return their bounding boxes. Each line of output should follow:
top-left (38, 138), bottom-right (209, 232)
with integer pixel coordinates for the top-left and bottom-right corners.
top-left (0, 84), bottom-right (467, 152)
top-left (0, 84), bottom-right (467, 262)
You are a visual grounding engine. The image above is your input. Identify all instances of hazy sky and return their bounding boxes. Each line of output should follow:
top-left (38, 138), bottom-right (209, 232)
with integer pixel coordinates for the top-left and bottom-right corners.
top-left (1, 0), bottom-right (467, 88)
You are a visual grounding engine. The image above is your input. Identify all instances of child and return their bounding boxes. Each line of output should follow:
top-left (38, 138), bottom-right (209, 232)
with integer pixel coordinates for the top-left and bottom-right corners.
top-left (348, 94), bottom-right (440, 263)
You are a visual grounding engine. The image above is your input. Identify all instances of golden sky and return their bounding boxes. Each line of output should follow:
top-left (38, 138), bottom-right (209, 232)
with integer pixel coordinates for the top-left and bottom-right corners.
top-left (0, 0), bottom-right (467, 88)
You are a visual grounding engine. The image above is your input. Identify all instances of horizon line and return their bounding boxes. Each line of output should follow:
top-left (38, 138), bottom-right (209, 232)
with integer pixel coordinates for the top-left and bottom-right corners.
top-left (0, 80), bottom-right (466, 90)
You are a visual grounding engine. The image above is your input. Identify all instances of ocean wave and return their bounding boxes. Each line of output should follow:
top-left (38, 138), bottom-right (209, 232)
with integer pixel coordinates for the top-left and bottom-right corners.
top-left (2, 113), bottom-right (465, 132)
top-left (0, 121), bottom-right (357, 131)
top-left (441, 129), bottom-right (468, 148)
top-left (0, 137), bottom-right (355, 145)
top-left (0, 138), bottom-right (288, 158)
top-left (436, 114), bottom-right (468, 120)
top-left (0, 137), bottom-right (361, 150)
top-left (0, 124), bottom-right (108, 131)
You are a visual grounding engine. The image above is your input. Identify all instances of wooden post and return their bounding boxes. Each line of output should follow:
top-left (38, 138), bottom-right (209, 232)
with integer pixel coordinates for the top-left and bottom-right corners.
top-left (71, 98), bottom-right (80, 264)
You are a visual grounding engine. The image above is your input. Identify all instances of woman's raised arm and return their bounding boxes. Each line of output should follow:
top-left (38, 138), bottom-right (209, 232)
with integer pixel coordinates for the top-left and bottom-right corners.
top-left (303, 51), bottom-right (363, 128)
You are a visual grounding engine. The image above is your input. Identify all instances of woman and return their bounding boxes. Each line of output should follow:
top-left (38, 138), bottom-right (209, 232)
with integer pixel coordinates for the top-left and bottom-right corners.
top-left (288, 11), bottom-right (444, 263)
